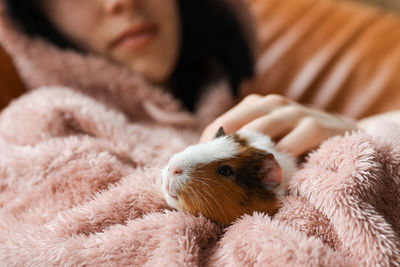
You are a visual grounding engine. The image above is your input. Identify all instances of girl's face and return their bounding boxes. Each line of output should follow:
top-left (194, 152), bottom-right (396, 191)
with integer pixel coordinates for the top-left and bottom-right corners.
top-left (40, 0), bottom-right (181, 83)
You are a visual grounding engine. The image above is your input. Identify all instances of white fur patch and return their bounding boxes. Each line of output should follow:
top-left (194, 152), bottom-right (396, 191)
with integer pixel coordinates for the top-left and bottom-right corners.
top-left (237, 130), bottom-right (276, 152)
top-left (168, 136), bottom-right (239, 174)
top-left (161, 166), bottom-right (178, 209)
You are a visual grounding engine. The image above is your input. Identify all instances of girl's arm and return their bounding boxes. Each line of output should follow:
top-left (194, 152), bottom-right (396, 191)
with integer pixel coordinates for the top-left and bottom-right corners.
top-left (357, 110), bottom-right (400, 130)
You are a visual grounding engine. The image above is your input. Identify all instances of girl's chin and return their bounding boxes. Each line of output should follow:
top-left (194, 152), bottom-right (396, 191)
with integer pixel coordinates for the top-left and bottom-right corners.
top-left (129, 63), bottom-right (171, 84)
top-left (110, 50), bottom-right (173, 83)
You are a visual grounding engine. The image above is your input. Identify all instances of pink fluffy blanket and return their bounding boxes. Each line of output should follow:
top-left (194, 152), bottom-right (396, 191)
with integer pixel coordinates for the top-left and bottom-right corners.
top-left (0, 87), bottom-right (400, 266)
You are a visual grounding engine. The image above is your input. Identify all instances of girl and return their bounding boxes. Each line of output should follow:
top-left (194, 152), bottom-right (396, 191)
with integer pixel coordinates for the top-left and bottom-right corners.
top-left (2, 0), bottom-right (400, 156)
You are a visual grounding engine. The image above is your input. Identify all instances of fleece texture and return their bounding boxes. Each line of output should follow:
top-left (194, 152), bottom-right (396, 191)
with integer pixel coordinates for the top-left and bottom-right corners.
top-left (0, 87), bottom-right (400, 266)
top-left (0, 0), bottom-right (400, 265)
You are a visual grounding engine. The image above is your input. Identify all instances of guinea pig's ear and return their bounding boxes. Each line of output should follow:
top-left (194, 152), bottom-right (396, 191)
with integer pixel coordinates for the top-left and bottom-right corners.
top-left (259, 154), bottom-right (282, 189)
top-left (215, 127), bottom-right (226, 138)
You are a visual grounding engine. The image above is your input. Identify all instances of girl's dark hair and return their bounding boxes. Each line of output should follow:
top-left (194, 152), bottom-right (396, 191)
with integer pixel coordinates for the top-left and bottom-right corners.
top-left (4, 0), bottom-right (78, 49)
top-left (4, 0), bottom-right (254, 111)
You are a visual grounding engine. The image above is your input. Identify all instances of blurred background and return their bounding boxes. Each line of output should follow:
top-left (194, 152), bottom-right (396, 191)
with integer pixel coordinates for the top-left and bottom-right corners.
top-left (352, 0), bottom-right (400, 12)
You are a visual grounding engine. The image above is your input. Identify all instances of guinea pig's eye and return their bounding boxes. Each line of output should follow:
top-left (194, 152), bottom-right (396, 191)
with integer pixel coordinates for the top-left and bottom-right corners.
top-left (217, 165), bottom-right (234, 177)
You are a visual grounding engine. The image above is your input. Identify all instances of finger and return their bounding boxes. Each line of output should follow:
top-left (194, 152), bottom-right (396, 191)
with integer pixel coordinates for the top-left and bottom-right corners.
top-left (219, 94), bottom-right (289, 129)
top-left (240, 106), bottom-right (302, 139)
top-left (199, 95), bottom-right (288, 143)
top-left (276, 118), bottom-right (329, 156)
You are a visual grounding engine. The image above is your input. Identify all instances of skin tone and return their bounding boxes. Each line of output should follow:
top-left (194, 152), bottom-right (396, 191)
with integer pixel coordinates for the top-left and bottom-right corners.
top-left (39, 0), bottom-right (181, 84)
top-left (199, 94), bottom-right (358, 156)
top-left (39, 0), bottom-right (359, 157)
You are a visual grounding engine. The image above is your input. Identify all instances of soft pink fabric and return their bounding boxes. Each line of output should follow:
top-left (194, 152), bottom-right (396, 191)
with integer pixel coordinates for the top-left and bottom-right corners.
top-left (1, 87), bottom-right (399, 266)
top-left (1, 0), bottom-right (400, 265)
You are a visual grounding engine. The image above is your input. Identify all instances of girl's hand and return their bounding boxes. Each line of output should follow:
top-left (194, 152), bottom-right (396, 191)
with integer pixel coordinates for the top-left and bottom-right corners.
top-left (199, 94), bottom-right (358, 156)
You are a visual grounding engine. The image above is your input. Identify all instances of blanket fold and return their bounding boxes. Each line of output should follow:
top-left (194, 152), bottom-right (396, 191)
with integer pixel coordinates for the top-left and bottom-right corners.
top-left (287, 133), bottom-right (400, 265)
top-left (1, 87), bottom-right (399, 266)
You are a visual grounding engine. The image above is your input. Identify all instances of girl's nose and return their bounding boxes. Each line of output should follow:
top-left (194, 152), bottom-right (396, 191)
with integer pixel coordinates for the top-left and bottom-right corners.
top-left (103, 0), bottom-right (139, 15)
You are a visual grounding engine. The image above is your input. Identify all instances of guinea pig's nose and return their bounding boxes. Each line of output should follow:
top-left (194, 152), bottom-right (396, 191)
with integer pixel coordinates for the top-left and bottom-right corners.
top-left (172, 168), bottom-right (182, 175)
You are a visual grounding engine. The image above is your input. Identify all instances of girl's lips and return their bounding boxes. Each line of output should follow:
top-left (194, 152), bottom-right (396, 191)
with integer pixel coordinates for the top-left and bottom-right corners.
top-left (110, 22), bottom-right (158, 50)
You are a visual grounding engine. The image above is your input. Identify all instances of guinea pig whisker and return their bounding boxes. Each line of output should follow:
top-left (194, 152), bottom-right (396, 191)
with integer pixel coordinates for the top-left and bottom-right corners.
top-left (187, 185), bottom-right (210, 217)
top-left (198, 178), bottom-right (245, 213)
top-left (200, 177), bottom-right (244, 196)
top-left (188, 182), bottom-right (221, 221)
top-left (190, 178), bottom-right (213, 190)
top-left (188, 175), bottom-right (240, 224)
top-left (202, 188), bottom-right (229, 224)
top-left (189, 179), bottom-right (228, 224)
top-left (203, 177), bottom-right (243, 194)
top-left (190, 179), bottom-right (217, 201)
top-left (190, 184), bottom-right (216, 217)
top-left (195, 177), bottom-right (226, 193)
top-left (199, 177), bottom-right (226, 188)
top-left (195, 163), bottom-right (209, 169)
top-left (191, 178), bottom-right (230, 209)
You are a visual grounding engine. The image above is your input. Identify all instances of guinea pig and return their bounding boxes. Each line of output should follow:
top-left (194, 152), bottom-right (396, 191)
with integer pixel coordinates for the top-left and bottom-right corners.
top-left (161, 127), bottom-right (297, 226)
